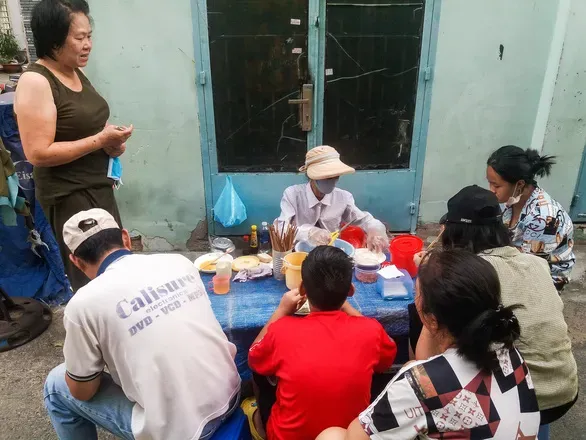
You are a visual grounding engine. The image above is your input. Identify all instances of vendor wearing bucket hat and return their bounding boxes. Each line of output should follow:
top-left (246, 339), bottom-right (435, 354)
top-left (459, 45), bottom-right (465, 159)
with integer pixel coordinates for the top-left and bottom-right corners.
top-left (275, 146), bottom-right (388, 252)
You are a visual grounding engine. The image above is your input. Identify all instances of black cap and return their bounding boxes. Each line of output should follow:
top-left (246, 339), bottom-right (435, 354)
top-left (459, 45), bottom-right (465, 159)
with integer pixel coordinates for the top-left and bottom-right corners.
top-left (442, 185), bottom-right (501, 225)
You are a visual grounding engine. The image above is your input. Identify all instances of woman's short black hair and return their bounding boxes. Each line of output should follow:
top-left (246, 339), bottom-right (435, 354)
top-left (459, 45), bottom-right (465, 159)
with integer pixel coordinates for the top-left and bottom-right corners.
top-left (31, 0), bottom-right (90, 60)
top-left (487, 145), bottom-right (556, 185)
top-left (301, 246), bottom-right (353, 311)
top-left (442, 221), bottom-right (512, 254)
top-left (74, 228), bottom-right (123, 265)
top-left (418, 250), bottom-right (520, 371)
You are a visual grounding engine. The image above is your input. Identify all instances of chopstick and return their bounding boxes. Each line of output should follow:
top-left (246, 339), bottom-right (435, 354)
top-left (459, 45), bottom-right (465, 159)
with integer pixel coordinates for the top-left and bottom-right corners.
top-left (269, 223), bottom-right (298, 252)
top-left (426, 229), bottom-right (444, 251)
top-left (329, 216), bottom-right (364, 245)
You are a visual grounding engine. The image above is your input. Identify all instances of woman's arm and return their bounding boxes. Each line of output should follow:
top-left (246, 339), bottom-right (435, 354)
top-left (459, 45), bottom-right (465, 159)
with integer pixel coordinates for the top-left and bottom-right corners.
top-left (274, 187), bottom-right (315, 242)
top-left (415, 326), bottom-right (442, 360)
top-left (315, 422), bottom-right (369, 440)
top-left (14, 72), bottom-right (132, 167)
top-left (346, 419), bottom-right (371, 440)
top-left (344, 195), bottom-right (387, 235)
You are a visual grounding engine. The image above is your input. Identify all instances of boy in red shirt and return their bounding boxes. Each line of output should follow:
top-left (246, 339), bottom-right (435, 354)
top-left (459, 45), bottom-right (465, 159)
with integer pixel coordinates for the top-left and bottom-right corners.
top-left (248, 246), bottom-right (397, 440)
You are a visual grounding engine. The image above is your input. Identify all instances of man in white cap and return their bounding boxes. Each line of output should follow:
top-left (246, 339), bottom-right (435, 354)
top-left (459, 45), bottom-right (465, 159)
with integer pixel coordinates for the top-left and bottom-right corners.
top-left (43, 208), bottom-right (241, 440)
top-left (276, 146), bottom-right (389, 252)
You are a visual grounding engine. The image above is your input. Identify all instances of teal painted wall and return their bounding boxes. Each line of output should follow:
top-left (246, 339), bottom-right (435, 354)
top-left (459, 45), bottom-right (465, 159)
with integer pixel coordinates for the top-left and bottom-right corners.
top-left (85, 0), bottom-right (206, 250)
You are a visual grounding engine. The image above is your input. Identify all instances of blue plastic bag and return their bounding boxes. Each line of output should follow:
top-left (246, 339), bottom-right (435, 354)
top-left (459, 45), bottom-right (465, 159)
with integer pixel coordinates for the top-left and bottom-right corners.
top-left (214, 176), bottom-right (247, 227)
top-left (107, 157), bottom-right (123, 189)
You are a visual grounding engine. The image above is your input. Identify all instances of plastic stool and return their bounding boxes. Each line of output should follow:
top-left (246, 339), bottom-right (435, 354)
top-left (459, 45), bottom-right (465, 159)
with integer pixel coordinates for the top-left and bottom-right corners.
top-left (210, 408), bottom-right (252, 440)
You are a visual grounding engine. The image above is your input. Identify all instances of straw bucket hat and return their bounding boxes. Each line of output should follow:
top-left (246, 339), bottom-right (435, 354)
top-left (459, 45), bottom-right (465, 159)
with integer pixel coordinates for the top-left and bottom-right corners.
top-left (299, 146), bottom-right (355, 180)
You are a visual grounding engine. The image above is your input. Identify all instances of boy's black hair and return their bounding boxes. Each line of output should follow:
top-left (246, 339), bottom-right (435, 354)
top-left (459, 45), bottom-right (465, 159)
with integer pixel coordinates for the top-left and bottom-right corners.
top-left (74, 228), bottom-right (123, 264)
top-left (31, 0), bottom-right (91, 60)
top-left (301, 246), bottom-right (353, 311)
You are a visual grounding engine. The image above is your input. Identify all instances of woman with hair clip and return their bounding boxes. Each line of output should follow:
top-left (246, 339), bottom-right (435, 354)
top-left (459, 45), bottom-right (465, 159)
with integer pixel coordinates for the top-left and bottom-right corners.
top-left (317, 250), bottom-right (540, 440)
top-left (487, 145), bottom-right (575, 290)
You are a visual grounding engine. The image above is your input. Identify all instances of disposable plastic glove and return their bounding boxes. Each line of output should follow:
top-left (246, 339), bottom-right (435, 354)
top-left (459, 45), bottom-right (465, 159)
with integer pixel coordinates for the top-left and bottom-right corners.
top-left (366, 232), bottom-right (389, 253)
top-left (308, 227), bottom-right (331, 246)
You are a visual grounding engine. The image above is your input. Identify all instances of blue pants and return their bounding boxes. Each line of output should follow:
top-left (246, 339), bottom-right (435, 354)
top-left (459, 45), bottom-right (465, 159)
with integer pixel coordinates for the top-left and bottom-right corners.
top-left (44, 364), bottom-right (238, 440)
top-left (538, 424), bottom-right (550, 440)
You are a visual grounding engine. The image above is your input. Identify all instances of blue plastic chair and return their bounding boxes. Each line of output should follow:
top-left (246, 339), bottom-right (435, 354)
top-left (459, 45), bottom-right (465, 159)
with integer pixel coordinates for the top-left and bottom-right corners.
top-left (210, 408), bottom-right (252, 440)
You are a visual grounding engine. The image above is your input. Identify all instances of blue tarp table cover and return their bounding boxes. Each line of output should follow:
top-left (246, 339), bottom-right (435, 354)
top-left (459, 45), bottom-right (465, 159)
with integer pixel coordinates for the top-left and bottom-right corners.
top-left (204, 273), bottom-right (412, 380)
top-left (0, 92), bottom-right (71, 304)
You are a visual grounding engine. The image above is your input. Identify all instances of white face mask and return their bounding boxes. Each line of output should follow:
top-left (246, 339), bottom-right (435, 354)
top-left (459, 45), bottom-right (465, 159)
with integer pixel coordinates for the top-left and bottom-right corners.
top-left (315, 178), bottom-right (339, 195)
top-left (505, 182), bottom-right (523, 208)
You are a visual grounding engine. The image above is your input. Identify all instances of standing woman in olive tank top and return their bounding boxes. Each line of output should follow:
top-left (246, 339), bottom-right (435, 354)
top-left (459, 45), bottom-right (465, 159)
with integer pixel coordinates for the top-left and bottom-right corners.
top-left (14, 0), bottom-right (133, 292)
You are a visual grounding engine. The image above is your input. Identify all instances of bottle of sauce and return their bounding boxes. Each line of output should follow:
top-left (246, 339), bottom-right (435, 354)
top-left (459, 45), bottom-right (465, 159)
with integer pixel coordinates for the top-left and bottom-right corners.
top-left (249, 225), bottom-right (259, 255)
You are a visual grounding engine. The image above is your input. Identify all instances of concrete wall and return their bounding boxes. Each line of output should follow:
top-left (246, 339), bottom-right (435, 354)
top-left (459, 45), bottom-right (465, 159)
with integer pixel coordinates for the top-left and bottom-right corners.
top-left (419, 0), bottom-right (586, 222)
top-left (539, 0), bottom-right (586, 209)
top-left (79, 0), bottom-right (586, 247)
top-left (85, 0), bottom-right (207, 250)
top-left (419, 0), bottom-right (561, 221)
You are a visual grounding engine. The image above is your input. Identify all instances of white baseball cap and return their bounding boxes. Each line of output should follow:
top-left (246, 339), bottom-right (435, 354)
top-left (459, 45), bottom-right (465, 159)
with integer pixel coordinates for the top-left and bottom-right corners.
top-left (63, 208), bottom-right (120, 253)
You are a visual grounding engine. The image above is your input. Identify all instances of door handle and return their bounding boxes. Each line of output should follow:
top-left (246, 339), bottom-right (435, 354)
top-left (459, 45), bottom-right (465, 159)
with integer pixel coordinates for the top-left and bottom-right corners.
top-left (288, 99), bottom-right (310, 104)
top-left (288, 84), bottom-right (313, 131)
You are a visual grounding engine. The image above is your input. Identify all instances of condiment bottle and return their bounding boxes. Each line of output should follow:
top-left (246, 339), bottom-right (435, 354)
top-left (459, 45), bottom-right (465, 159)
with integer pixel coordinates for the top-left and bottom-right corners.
top-left (249, 225), bottom-right (259, 254)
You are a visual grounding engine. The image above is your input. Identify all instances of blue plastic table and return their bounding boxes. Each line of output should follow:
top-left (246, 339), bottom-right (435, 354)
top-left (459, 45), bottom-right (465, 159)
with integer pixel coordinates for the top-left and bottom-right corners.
top-left (203, 273), bottom-right (412, 380)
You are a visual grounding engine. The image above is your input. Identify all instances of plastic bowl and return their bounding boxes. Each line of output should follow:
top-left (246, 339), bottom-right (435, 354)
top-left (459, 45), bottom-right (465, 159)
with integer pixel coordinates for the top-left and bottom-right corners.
top-left (340, 226), bottom-right (366, 248)
top-left (295, 238), bottom-right (355, 257)
top-left (355, 266), bottom-right (380, 284)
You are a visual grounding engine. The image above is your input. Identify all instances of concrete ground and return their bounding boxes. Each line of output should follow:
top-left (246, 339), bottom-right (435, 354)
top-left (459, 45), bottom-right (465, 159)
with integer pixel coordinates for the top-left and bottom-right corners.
top-left (0, 249), bottom-right (585, 439)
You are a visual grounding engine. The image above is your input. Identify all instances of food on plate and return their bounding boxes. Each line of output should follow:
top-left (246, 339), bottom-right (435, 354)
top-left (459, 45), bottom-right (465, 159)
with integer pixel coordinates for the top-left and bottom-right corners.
top-left (258, 253), bottom-right (273, 264)
top-left (194, 253), bottom-right (234, 273)
top-left (354, 248), bottom-right (385, 266)
top-left (232, 256), bottom-right (261, 272)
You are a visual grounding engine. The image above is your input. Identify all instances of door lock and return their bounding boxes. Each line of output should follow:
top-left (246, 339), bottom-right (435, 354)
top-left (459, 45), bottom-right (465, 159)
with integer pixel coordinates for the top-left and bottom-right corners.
top-left (288, 84), bottom-right (313, 131)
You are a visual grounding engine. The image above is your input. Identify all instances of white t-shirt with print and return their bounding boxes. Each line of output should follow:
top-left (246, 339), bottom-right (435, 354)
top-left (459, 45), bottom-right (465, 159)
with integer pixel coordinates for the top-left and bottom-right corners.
top-left (360, 347), bottom-right (540, 439)
top-left (63, 253), bottom-right (240, 440)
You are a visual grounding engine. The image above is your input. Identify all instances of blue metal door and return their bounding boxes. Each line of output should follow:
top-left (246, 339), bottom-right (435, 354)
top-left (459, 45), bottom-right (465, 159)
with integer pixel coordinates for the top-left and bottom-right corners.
top-left (192, 0), bottom-right (440, 235)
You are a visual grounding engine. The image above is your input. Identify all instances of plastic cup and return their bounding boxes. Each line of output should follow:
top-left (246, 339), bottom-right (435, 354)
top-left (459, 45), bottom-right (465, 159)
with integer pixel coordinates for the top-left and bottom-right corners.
top-left (210, 275), bottom-right (230, 294)
top-left (282, 252), bottom-right (308, 289)
top-left (272, 250), bottom-right (291, 281)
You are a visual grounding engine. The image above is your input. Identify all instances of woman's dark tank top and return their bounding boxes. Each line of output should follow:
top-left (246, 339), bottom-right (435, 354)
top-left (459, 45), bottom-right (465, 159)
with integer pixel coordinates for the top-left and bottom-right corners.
top-left (25, 63), bottom-right (111, 204)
